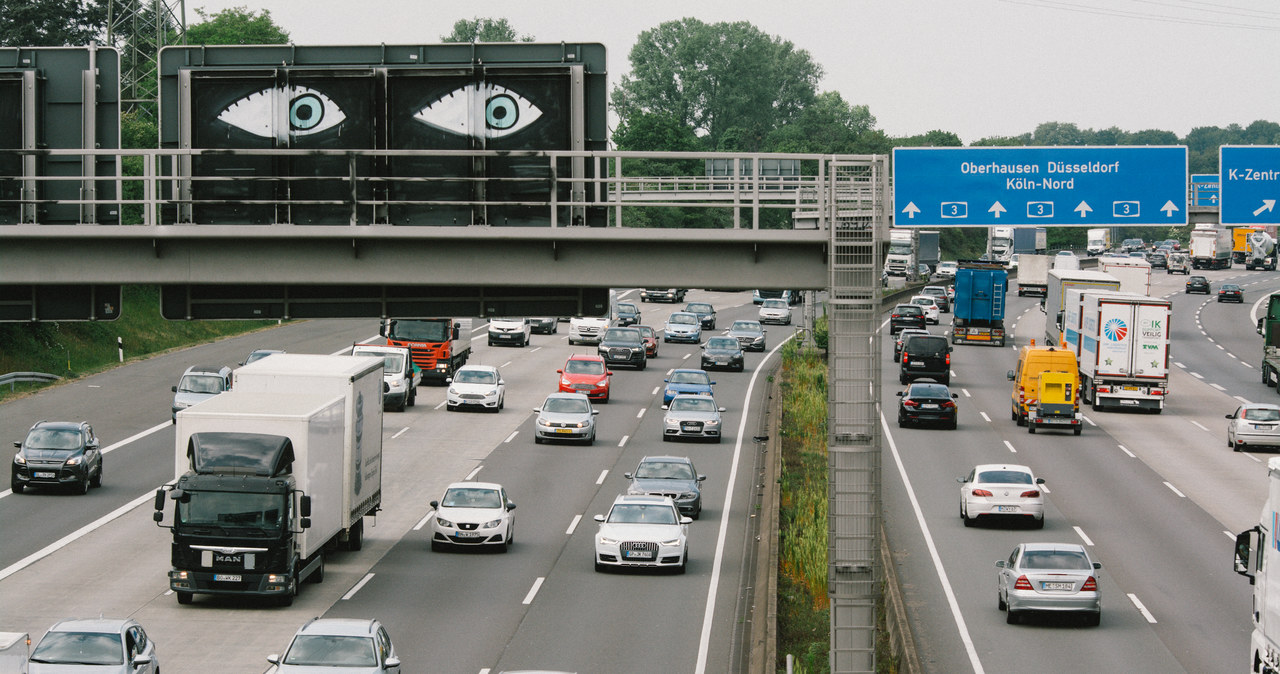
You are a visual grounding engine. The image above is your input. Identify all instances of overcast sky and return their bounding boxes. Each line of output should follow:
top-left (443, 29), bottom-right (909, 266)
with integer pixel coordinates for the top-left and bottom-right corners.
top-left (187, 0), bottom-right (1280, 144)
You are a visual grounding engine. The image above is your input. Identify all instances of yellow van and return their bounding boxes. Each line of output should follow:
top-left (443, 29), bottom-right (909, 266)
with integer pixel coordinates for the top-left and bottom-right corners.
top-left (1007, 341), bottom-right (1080, 427)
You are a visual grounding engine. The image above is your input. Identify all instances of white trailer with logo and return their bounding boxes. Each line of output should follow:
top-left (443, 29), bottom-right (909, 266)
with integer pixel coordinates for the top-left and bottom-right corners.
top-left (1097, 256), bottom-right (1152, 296)
top-left (1062, 289), bottom-right (1170, 413)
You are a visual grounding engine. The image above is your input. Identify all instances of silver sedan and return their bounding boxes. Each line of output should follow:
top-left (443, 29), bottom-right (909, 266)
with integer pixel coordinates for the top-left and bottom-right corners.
top-left (1226, 403), bottom-right (1280, 452)
top-left (958, 464), bottom-right (1045, 528)
top-left (996, 542), bottom-right (1101, 626)
top-left (533, 393), bottom-right (598, 445)
top-left (662, 394), bottom-right (726, 443)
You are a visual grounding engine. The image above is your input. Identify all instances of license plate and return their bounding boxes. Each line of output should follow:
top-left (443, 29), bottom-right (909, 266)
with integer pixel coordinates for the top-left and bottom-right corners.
top-left (33, 471), bottom-right (56, 478)
top-left (1257, 424), bottom-right (1275, 430)
top-left (214, 574), bottom-right (242, 582)
top-left (1122, 386), bottom-right (1140, 391)
top-left (1042, 582), bottom-right (1072, 591)
top-left (996, 506), bottom-right (1019, 513)
top-left (453, 532), bottom-right (480, 539)
top-left (624, 550), bottom-right (654, 559)
top-left (554, 428), bottom-right (574, 434)
top-left (921, 404), bottom-right (938, 409)
top-left (911, 361), bottom-right (924, 366)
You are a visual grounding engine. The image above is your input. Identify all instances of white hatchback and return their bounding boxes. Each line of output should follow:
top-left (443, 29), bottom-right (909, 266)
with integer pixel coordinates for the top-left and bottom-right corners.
top-left (446, 364), bottom-right (505, 412)
top-left (909, 295), bottom-right (941, 325)
top-left (429, 481), bottom-right (516, 552)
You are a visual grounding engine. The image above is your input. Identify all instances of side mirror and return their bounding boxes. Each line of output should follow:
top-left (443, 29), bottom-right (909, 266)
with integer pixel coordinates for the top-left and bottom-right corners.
top-left (378, 319), bottom-right (389, 337)
top-left (592, 410), bottom-right (600, 416)
top-left (507, 502), bottom-right (516, 511)
top-left (697, 475), bottom-right (706, 481)
top-left (896, 391), bottom-right (904, 397)
top-left (623, 472), bottom-right (633, 479)
top-left (995, 560), bottom-right (1006, 569)
top-left (593, 514), bottom-right (605, 523)
top-left (1036, 478), bottom-right (1045, 484)
top-left (300, 517), bottom-right (311, 529)
top-left (429, 500), bottom-right (439, 509)
top-left (556, 369), bottom-right (564, 374)
top-left (154, 488), bottom-right (166, 511)
top-left (533, 408), bottom-right (542, 413)
top-left (718, 407), bottom-right (727, 413)
top-left (1092, 562), bottom-right (1102, 570)
top-left (680, 516), bottom-right (693, 525)
top-left (300, 495), bottom-right (312, 518)
top-left (385, 657), bottom-right (401, 668)
top-left (1226, 413), bottom-right (1235, 419)
top-left (445, 378), bottom-right (453, 384)
top-left (661, 405), bottom-right (670, 410)
top-left (952, 393), bottom-right (959, 399)
top-left (171, 385), bottom-right (178, 392)
top-left (1237, 527), bottom-right (1259, 583)
top-left (1006, 370), bottom-right (1015, 380)
top-left (955, 477), bottom-right (964, 484)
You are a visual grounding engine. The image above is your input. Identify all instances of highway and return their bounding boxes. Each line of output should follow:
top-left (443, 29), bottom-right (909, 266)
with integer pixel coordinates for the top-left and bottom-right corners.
top-left (885, 265), bottom-right (1273, 673)
top-left (0, 290), bottom-right (777, 672)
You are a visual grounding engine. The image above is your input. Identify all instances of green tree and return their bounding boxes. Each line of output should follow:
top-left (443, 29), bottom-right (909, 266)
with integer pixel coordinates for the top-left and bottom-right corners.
top-left (895, 130), bottom-right (963, 147)
top-left (441, 17), bottom-right (533, 42)
top-left (612, 18), bottom-right (821, 152)
top-left (0, 0), bottom-right (106, 46)
top-left (766, 91), bottom-right (876, 154)
top-left (1031, 121), bottom-right (1086, 146)
top-left (971, 134), bottom-right (1030, 146)
top-left (185, 6), bottom-right (290, 45)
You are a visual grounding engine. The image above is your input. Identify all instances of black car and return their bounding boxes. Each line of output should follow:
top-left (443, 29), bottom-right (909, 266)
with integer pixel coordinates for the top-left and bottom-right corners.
top-left (625, 455), bottom-right (706, 519)
top-left (1218, 283), bottom-right (1244, 303)
top-left (899, 334), bottom-right (951, 385)
top-left (597, 327), bottom-right (648, 370)
top-left (640, 288), bottom-right (687, 303)
top-left (1149, 252), bottom-right (1167, 269)
top-left (894, 328), bottom-right (930, 360)
top-left (890, 304), bottom-right (927, 334)
top-left (896, 382), bottom-right (959, 429)
top-left (614, 302), bottom-right (641, 327)
top-left (1186, 275), bottom-right (1211, 294)
top-left (683, 302), bottom-right (717, 329)
top-left (701, 336), bottom-right (745, 372)
top-left (11, 420), bottom-right (103, 494)
top-left (528, 317), bottom-right (558, 334)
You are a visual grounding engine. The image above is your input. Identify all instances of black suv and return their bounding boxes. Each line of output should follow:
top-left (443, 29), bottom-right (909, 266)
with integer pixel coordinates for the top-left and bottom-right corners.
top-left (683, 302), bottom-right (717, 329)
top-left (1186, 275), bottom-right (1210, 294)
top-left (899, 334), bottom-right (952, 385)
top-left (640, 288), bottom-right (686, 303)
top-left (890, 304), bottom-right (926, 334)
top-left (11, 420), bottom-right (103, 494)
top-left (598, 327), bottom-right (648, 370)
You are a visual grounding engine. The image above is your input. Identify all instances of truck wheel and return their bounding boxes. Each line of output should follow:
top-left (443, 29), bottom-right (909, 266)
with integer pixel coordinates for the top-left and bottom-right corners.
top-left (309, 554), bottom-right (325, 583)
top-left (1263, 365), bottom-right (1273, 387)
top-left (1073, 426), bottom-right (1082, 436)
top-left (347, 519), bottom-right (364, 551)
top-left (395, 395), bottom-right (407, 413)
top-left (176, 591), bottom-right (193, 605)
top-left (1028, 423), bottom-right (1036, 434)
top-left (407, 387), bottom-right (416, 407)
top-left (277, 583), bottom-right (295, 607)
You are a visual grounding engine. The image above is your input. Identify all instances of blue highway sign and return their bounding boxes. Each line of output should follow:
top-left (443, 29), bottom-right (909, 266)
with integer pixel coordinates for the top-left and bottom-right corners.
top-left (893, 146), bottom-right (1188, 227)
top-left (1220, 146), bottom-right (1280, 225)
top-left (1190, 173), bottom-right (1219, 208)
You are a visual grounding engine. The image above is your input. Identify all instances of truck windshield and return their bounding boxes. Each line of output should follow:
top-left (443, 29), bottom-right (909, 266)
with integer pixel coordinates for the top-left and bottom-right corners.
top-left (387, 319), bottom-right (449, 341)
top-left (179, 491), bottom-right (286, 531)
top-left (888, 242), bottom-right (912, 254)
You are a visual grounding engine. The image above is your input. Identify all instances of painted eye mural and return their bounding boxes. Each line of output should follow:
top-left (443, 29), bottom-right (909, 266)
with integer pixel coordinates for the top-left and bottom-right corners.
top-left (216, 85), bottom-right (348, 138)
top-left (413, 83), bottom-right (543, 139)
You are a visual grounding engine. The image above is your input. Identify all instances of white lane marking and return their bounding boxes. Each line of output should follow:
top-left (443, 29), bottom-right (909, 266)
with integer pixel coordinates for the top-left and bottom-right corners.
top-left (1128, 594), bottom-right (1158, 623)
top-left (961, 388), bottom-right (971, 397)
top-left (1217, 344), bottom-right (1225, 351)
top-left (465, 466), bottom-right (483, 481)
top-left (596, 470), bottom-right (608, 485)
top-left (652, 386), bottom-right (660, 396)
top-left (1190, 372), bottom-right (1204, 379)
top-left (881, 415), bottom-right (987, 674)
top-left (1003, 440), bottom-right (1017, 453)
top-left (979, 412), bottom-right (991, 423)
top-left (342, 573), bottom-right (375, 600)
top-left (1207, 337), bottom-right (1215, 343)
top-left (1040, 483), bottom-right (1051, 494)
top-left (392, 427), bottom-right (409, 439)
top-left (683, 353), bottom-right (691, 360)
top-left (1246, 453), bottom-right (1263, 464)
top-left (501, 361), bottom-right (513, 368)
top-left (1224, 530), bottom-right (1237, 541)
top-left (0, 490), bottom-right (153, 581)
top-left (1210, 383), bottom-right (1226, 391)
top-left (1073, 526), bottom-right (1095, 546)
top-left (504, 431), bottom-right (518, 443)
top-left (695, 336), bottom-right (794, 674)
top-left (531, 347), bottom-right (542, 353)
top-left (566, 515), bottom-right (582, 535)
top-left (522, 577), bottom-right (545, 605)
top-left (1083, 415), bottom-right (1097, 427)
top-left (101, 421), bottom-right (170, 456)
top-left (637, 408), bottom-right (646, 419)
top-left (619, 435), bottom-right (629, 447)
top-left (1190, 420), bottom-right (1210, 432)
top-left (1175, 362), bottom-right (1186, 369)
top-left (413, 509), bottom-right (435, 531)
top-left (1236, 396), bottom-right (1253, 404)
top-left (1118, 445), bottom-right (1136, 458)
top-left (1164, 481), bottom-right (1187, 498)
top-left (1228, 353), bottom-right (1238, 360)
top-left (434, 400), bottom-right (447, 410)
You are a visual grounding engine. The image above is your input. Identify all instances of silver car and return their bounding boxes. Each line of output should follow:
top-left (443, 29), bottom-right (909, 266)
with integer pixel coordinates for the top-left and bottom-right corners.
top-left (726, 319), bottom-right (766, 352)
top-left (758, 298), bottom-right (793, 325)
top-left (533, 392), bottom-right (598, 445)
top-left (29, 618), bottom-right (159, 673)
top-left (268, 618), bottom-right (400, 673)
top-left (662, 394), bottom-right (726, 443)
top-left (996, 543), bottom-right (1101, 626)
top-left (958, 463), bottom-right (1045, 528)
top-left (1227, 403), bottom-right (1280, 452)
top-left (625, 455), bottom-right (706, 519)
top-left (593, 494), bottom-right (690, 573)
top-left (663, 311), bottom-right (702, 343)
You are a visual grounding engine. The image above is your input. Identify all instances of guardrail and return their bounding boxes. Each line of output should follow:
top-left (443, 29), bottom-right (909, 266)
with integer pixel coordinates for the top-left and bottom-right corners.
top-left (0, 371), bottom-right (61, 391)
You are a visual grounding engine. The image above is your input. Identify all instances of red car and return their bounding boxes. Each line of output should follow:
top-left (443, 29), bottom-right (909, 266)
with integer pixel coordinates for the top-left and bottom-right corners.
top-left (636, 325), bottom-right (660, 358)
top-left (558, 354), bottom-right (613, 402)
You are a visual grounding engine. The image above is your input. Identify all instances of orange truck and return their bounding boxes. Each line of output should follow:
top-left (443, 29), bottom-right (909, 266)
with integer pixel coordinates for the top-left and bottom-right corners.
top-left (380, 318), bottom-right (473, 385)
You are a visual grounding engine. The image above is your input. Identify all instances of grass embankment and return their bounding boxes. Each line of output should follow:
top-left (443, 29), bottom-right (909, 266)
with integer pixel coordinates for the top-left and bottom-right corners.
top-left (0, 285), bottom-right (275, 402)
top-left (776, 317), bottom-right (896, 673)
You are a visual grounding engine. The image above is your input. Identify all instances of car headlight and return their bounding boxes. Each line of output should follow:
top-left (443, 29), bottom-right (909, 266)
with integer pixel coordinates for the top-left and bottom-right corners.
top-left (679, 491), bottom-right (698, 500)
top-left (573, 421), bottom-right (589, 429)
top-left (435, 517), bottom-right (455, 528)
top-left (536, 418), bottom-right (551, 428)
top-left (447, 387), bottom-right (459, 395)
top-left (388, 380), bottom-right (405, 390)
top-left (560, 377), bottom-right (572, 387)
top-left (595, 379), bottom-right (608, 388)
top-left (704, 419), bottom-right (720, 427)
top-left (599, 535), bottom-right (619, 545)
top-left (660, 538), bottom-right (682, 547)
top-left (482, 518), bottom-right (503, 529)
top-left (13, 454), bottom-right (25, 465)
top-left (65, 456), bottom-right (82, 466)
top-left (484, 388), bottom-right (498, 396)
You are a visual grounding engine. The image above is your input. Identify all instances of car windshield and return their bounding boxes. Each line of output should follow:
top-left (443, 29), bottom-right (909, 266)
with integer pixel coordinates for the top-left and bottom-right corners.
top-left (911, 298), bottom-right (934, 307)
top-left (907, 337), bottom-right (948, 356)
top-left (670, 371), bottom-right (709, 385)
top-left (762, 300), bottom-right (787, 309)
top-left (607, 503), bottom-right (678, 524)
top-left (604, 329), bottom-right (641, 342)
top-left (636, 461), bottom-right (695, 480)
top-left (1223, 285), bottom-right (1240, 291)
top-left (454, 369), bottom-right (496, 384)
top-left (283, 635), bottom-right (377, 666)
top-left (618, 305), bottom-right (638, 315)
top-left (544, 397), bottom-right (590, 414)
top-left (377, 354), bottom-right (405, 373)
top-left (671, 397), bottom-right (717, 412)
top-left (896, 306), bottom-right (922, 315)
top-left (565, 359), bottom-right (605, 375)
top-left (707, 338), bottom-right (738, 350)
top-left (687, 304), bottom-right (712, 313)
top-left (24, 428), bottom-right (82, 450)
top-left (441, 487), bottom-right (502, 509)
top-left (977, 470), bottom-right (1033, 484)
top-left (1244, 408), bottom-right (1280, 422)
top-left (732, 321), bottom-right (760, 332)
top-left (637, 326), bottom-right (655, 338)
top-left (178, 374), bottom-right (225, 394)
top-left (669, 314), bottom-right (697, 325)
top-left (1020, 549), bottom-right (1091, 570)
top-left (31, 631), bottom-right (123, 665)
top-left (909, 384), bottom-right (949, 397)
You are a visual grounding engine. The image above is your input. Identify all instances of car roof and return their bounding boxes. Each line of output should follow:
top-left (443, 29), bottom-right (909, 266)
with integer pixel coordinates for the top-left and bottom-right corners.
top-left (296, 618), bottom-right (380, 637)
top-left (30, 420), bottom-right (86, 432)
top-left (671, 368), bottom-right (708, 375)
top-left (638, 454), bottom-right (694, 465)
top-left (545, 392), bottom-right (590, 401)
top-left (1243, 403), bottom-right (1280, 410)
top-left (1018, 542), bottom-right (1088, 554)
top-left (910, 295), bottom-right (937, 303)
top-left (906, 382), bottom-right (950, 394)
top-left (566, 354), bottom-right (605, 363)
top-left (613, 494), bottom-right (676, 506)
top-left (46, 617), bottom-right (134, 633)
top-left (669, 311), bottom-right (698, 318)
top-left (184, 364), bottom-right (230, 375)
top-left (973, 463), bottom-right (1033, 474)
top-left (443, 480), bottom-right (503, 492)
top-left (456, 364), bottom-right (498, 373)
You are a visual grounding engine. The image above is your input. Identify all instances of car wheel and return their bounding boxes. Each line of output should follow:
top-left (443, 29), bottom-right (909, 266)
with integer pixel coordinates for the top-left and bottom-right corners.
top-left (947, 419), bottom-right (957, 430)
top-left (90, 465), bottom-right (102, 488)
top-left (997, 590), bottom-right (1007, 611)
top-left (1011, 406), bottom-right (1018, 422)
top-left (488, 339), bottom-right (495, 346)
top-left (1028, 423), bottom-right (1037, 434)
top-left (962, 506), bottom-right (974, 528)
top-left (498, 395), bottom-right (504, 411)
top-left (431, 540), bottom-right (445, 552)
top-left (534, 436), bottom-right (544, 445)
top-left (662, 434), bottom-right (671, 442)
top-left (897, 414), bottom-right (907, 428)
top-left (1234, 440), bottom-right (1244, 452)
top-left (675, 550), bottom-right (688, 575)
top-left (10, 481), bottom-right (23, 494)
top-left (584, 432), bottom-right (595, 446)
top-left (1006, 609), bottom-right (1021, 625)
top-left (638, 360), bottom-right (647, 371)
top-left (595, 560), bottom-right (606, 573)
top-left (663, 337), bottom-right (670, 343)
top-left (1083, 612), bottom-right (1101, 627)
top-left (507, 524), bottom-right (515, 546)
top-left (395, 395), bottom-right (407, 413)
top-left (1032, 516), bottom-right (1045, 529)
top-left (899, 374), bottom-right (908, 385)
top-left (176, 591), bottom-right (193, 605)
top-left (1074, 426), bottom-right (1082, 436)
top-left (79, 478), bottom-right (90, 495)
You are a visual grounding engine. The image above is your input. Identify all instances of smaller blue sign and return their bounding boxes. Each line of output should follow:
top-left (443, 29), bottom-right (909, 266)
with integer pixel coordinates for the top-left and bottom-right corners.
top-left (1220, 147), bottom-right (1280, 224)
top-left (1190, 173), bottom-right (1219, 208)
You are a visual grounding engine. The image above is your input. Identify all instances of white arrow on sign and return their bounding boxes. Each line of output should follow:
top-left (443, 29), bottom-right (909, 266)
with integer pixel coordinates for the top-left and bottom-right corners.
top-left (1075, 201), bottom-right (1093, 217)
top-left (1161, 200), bottom-right (1180, 217)
top-left (988, 202), bottom-right (1006, 218)
top-left (1211, 194), bottom-right (1218, 204)
top-left (1254, 200), bottom-right (1276, 217)
top-left (902, 202), bottom-right (920, 219)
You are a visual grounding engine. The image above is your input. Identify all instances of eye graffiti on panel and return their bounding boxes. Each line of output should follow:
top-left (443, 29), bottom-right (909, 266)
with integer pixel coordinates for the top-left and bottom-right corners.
top-left (217, 86), bottom-right (347, 138)
top-left (413, 84), bottom-right (543, 138)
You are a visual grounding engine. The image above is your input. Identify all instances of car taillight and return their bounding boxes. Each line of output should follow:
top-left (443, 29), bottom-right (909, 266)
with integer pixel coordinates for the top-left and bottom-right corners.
top-left (902, 353), bottom-right (909, 365)
top-left (902, 399), bottom-right (919, 407)
top-left (945, 353), bottom-right (951, 366)
top-left (1020, 490), bottom-right (1040, 498)
top-left (942, 400), bottom-right (956, 409)
top-left (972, 489), bottom-right (993, 497)
top-left (1081, 576), bottom-right (1098, 592)
top-left (1014, 576), bottom-right (1034, 590)
top-left (892, 313), bottom-right (901, 319)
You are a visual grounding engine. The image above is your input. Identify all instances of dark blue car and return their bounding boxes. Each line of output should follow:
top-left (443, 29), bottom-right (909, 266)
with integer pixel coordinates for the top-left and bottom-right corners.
top-left (663, 368), bottom-right (715, 404)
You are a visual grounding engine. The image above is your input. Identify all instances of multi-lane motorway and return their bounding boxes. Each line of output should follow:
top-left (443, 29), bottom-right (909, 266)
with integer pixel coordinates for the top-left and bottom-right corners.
top-left (0, 290), bottom-right (777, 673)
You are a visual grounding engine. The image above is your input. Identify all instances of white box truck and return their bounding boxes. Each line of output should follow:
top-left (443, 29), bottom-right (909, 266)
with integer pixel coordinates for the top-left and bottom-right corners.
top-left (1062, 289), bottom-right (1170, 412)
top-left (1043, 269), bottom-right (1121, 346)
top-left (1191, 224), bottom-right (1232, 269)
top-left (884, 228), bottom-right (916, 276)
top-left (0, 632), bottom-right (27, 674)
top-left (1016, 254), bottom-right (1050, 297)
top-left (1235, 458), bottom-right (1280, 673)
top-left (1086, 228), bottom-right (1110, 256)
top-left (1097, 257), bottom-right (1152, 295)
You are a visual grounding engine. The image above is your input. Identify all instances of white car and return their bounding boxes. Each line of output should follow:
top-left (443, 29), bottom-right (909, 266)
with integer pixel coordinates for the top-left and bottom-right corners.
top-left (568, 315), bottom-right (610, 345)
top-left (909, 295), bottom-right (940, 325)
top-left (446, 364), bottom-right (505, 412)
top-left (1226, 403), bottom-right (1280, 452)
top-left (428, 481), bottom-right (516, 552)
top-left (28, 617), bottom-right (160, 673)
top-left (935, 261), bottom-right (958, 278)
top-left (758, 298), bottom-right (793, 325)
top-left (957, 463), bottom-right (1045, 528)
top-left (268, 618), bottom-right (400, 672)
top-left (487, 317), bottom-right (531, 347)
top-left (593, 494), bottom-right (690, 573)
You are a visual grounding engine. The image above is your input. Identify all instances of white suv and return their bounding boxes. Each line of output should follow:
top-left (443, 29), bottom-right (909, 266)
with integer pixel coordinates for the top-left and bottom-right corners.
top-left (488, 317), bottom-right (531, 347)
top-left (569, 316), bottom-right (610, 345)
top-left (935, 261), bottom-right (958, 278)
